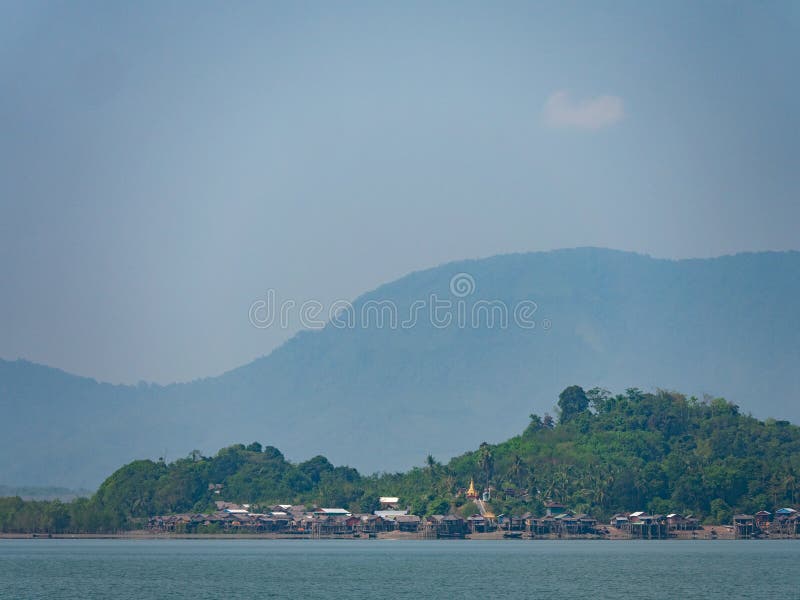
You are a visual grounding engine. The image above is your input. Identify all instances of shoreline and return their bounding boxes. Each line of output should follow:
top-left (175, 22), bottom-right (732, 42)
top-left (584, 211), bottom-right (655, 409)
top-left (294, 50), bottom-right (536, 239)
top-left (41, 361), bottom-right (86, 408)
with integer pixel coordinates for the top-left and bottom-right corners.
top-left (3, 528), bottom-right (795, 541)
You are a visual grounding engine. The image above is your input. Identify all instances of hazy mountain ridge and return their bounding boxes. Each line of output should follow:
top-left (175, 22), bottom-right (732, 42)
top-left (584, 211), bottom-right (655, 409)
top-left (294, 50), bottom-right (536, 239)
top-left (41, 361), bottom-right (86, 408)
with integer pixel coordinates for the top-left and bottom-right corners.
top-left (3, 248), bottom-right (799, 488)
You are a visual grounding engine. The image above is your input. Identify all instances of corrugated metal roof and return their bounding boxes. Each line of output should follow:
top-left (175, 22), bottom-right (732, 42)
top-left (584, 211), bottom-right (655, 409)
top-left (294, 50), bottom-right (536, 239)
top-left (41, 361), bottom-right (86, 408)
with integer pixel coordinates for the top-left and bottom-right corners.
top-left (316, 508), bottom-right (351, 515)
top-left (374, 510), bottom-right (408, 519)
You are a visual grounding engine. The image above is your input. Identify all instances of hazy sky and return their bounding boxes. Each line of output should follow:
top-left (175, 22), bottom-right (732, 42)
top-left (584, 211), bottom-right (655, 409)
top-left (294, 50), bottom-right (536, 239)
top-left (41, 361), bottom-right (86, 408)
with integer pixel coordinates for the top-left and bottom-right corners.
top-left (1, 1), bottom-right (798, 384)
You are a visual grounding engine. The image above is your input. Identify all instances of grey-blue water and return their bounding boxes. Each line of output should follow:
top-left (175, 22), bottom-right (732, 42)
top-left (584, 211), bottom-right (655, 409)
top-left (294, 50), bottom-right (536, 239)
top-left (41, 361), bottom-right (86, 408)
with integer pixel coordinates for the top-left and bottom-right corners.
top-left (2, 539), bottom-right (799, 599)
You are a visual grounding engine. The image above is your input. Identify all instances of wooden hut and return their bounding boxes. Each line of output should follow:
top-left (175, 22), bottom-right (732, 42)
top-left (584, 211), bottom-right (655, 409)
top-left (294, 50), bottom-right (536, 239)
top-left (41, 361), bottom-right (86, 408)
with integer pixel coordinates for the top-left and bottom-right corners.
top-left (467, 514), bottom-right (488, 533)
top-left (394, 515), bottom-right (421, 532)
top-left (544, 501), bottom-right (566, 517)
top-left (754, 510), bottom-right (772, 529)
top-left (436, 514), bottom-right (468, 538)
top-left (733, 514), bottom-right (756, 538)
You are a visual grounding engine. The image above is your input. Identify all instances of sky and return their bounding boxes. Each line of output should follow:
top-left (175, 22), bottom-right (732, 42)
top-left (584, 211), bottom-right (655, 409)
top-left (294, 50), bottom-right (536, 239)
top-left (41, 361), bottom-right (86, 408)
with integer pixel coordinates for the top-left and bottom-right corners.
top-left (1, 1), bottom-right (798, 384)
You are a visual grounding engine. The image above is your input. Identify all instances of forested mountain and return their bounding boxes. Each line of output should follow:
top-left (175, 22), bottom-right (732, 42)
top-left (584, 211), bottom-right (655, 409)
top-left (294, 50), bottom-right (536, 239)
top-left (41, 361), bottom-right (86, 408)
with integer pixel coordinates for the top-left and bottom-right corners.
top-left (2, 248), bottom-right (800, 487)
top-left (2, 386), bottom-right (799, 533)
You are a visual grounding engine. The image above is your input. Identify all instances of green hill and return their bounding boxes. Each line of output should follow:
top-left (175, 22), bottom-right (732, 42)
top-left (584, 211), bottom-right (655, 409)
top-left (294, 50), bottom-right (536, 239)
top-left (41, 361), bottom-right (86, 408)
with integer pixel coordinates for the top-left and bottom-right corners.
top-left (2, 386), bottom-right (799, 533)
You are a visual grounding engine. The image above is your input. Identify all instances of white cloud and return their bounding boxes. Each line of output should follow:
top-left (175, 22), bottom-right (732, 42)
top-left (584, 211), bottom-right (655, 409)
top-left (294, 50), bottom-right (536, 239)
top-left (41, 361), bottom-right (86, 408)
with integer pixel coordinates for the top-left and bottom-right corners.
top-left (542, 91), bottom-right (624, 130)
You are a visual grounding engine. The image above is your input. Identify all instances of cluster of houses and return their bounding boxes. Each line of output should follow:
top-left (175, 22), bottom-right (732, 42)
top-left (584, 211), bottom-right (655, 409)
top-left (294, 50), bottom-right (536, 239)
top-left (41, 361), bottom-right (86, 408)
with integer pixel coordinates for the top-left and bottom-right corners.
top-left (607, 511), bottom-right (701, 539)
top-left (146, 498), bottom-right (472, 538)
top-left (145, 496), bottom-right (800, 540)
top-left (145, 498), bottom-right (606, 539)
top-left (514, 502), bottom-right (601, 537)
top-left (732, 507), bottom-right (800, 538)
top-left (607, 507), bottom-right (800, 539)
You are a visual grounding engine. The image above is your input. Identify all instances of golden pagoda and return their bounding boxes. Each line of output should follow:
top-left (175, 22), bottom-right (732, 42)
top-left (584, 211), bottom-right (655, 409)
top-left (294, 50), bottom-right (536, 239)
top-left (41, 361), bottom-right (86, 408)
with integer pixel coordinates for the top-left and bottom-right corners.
top-left (466, 478), bottom-right (479, 500)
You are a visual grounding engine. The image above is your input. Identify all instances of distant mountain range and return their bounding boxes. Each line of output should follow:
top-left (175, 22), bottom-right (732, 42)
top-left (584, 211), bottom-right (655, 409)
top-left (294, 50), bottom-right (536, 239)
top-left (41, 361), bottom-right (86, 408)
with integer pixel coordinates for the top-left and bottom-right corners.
top-left (2, 248), bottom-right (799, 488)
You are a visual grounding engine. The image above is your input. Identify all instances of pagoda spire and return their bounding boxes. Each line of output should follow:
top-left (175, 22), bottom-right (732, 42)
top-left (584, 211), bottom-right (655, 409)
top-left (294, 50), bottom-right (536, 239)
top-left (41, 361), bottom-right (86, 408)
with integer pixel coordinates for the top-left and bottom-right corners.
top-left (466, 478), bottom-right (478, 499)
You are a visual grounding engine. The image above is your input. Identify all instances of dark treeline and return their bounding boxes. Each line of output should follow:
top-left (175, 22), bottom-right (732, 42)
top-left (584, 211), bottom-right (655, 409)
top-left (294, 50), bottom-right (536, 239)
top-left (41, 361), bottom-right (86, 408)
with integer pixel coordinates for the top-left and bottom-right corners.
top-left (2, 386), bottom-right (800, 533)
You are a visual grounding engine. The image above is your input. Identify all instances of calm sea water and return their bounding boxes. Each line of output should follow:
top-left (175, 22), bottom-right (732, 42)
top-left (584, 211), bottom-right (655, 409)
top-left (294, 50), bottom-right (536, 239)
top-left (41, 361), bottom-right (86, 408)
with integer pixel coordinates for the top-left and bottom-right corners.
top-left (2, 539), bottom-right (799, 599)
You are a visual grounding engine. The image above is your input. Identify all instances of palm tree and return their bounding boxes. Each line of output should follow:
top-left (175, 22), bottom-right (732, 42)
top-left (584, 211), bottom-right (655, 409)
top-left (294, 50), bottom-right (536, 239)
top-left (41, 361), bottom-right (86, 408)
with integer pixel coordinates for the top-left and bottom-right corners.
top-left (440, 474), bottom-right (456, 496)
top-left (783, 470), bottom-right (797, 505)
top-left (510, 454), bottom-right (526, 488)
top-left (632, 472), bottom-right (648, 507)
top-left (477, 443), bottom-right (494, 491)
top-left (425, 454), bottom-right (439, 481)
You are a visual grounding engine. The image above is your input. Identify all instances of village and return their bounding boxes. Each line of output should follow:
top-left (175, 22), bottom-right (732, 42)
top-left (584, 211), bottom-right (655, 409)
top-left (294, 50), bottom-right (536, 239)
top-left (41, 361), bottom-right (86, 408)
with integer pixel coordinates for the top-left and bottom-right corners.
top-left (145, 480), bottom-right (800, 541)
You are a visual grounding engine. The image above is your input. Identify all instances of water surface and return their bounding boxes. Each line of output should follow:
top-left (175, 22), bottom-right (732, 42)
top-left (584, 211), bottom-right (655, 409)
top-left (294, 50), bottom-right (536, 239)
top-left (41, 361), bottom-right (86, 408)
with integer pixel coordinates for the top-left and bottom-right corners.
top-left (2, 539), bottom-right (798, 599)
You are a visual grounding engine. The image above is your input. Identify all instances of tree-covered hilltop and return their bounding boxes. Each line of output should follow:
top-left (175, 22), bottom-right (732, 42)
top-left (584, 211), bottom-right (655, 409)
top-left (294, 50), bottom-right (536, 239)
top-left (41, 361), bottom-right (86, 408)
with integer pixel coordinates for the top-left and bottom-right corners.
top-left (2, 386), bottom-right (800, 533)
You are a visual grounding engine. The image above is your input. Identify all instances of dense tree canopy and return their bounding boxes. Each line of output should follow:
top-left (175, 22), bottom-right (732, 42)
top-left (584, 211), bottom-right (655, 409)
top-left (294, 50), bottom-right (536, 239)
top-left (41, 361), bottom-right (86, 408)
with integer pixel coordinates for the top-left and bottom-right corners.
top-left (557, 385), bottom-right (590, 423)
top-left (2, 386), bottom-right (800, 533)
